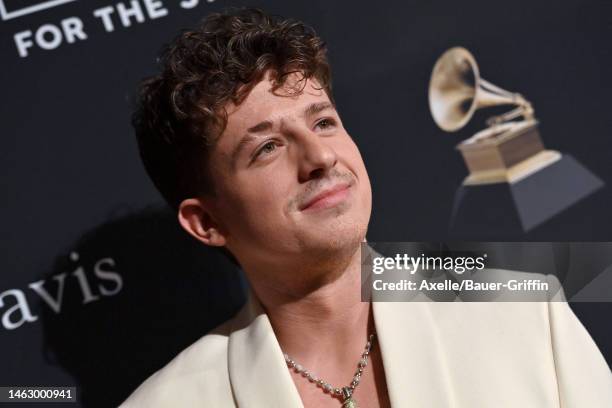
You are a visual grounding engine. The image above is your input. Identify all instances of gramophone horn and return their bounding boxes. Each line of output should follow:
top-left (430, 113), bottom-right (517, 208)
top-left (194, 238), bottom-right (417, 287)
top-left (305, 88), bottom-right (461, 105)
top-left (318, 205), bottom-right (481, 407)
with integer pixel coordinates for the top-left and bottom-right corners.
top-left (428, 47), bottom-right (528, 132)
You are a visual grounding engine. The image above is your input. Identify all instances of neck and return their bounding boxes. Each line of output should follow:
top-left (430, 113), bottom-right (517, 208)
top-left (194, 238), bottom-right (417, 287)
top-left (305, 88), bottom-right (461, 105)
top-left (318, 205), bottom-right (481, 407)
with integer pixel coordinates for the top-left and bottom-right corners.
top-left (245, 243), bottom-right (374, 370)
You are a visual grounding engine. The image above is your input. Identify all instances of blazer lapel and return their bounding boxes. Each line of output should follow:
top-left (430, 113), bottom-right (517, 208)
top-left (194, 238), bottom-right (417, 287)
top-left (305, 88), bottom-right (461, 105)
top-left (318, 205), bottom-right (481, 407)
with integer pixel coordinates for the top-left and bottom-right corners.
top-left (373, 300), bottom-right (456, 407)
top-left (228, 289), bottom-right (305, 408)
top-left (228, 287), bottom-right (453, 407)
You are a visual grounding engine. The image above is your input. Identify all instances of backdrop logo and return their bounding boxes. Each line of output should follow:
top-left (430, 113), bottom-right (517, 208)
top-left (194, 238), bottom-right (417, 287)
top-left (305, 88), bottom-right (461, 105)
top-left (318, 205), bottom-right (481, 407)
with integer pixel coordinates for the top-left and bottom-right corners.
top-left (10, 0), bottom-right (216, 57)
top-left (0, 0), bottom-right (77, 20)
top-left (0, 251), bottom-right (123, 331)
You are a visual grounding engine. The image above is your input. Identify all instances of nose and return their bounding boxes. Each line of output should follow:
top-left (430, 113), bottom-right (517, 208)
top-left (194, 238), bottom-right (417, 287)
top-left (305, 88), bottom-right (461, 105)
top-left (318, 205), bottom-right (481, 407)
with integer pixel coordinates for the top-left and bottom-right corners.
top-left (293, 126), bottom-right (338, 182)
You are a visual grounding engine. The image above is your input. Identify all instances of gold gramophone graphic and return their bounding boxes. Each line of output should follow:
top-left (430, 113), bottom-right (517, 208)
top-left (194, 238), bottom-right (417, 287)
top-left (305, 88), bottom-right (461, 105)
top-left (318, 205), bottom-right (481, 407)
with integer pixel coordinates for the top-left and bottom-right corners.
top-left (430, 47), bottom-right (603, 232)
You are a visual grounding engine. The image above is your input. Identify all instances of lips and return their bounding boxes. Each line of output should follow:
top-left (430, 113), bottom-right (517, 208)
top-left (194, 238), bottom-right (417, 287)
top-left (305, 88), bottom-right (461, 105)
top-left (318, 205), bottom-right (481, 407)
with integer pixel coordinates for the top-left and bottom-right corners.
top-left (299, 182), bottom-right (351, 211)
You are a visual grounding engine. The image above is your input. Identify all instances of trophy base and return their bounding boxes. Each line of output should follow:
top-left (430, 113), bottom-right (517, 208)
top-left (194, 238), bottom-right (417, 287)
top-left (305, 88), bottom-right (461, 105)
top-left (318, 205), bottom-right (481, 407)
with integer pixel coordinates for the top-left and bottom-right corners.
top-left (449, 153), bottom-right (604, 234)
top-left (463, 150), bottom-right (561, 185)
top-left (457, 120), bottom-right (553, 185)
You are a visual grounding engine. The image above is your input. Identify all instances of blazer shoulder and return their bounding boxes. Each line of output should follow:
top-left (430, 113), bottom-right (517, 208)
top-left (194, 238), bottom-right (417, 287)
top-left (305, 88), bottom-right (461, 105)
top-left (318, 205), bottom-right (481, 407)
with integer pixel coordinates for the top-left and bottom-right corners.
top-left (120, 319), bottom-right (235, 408)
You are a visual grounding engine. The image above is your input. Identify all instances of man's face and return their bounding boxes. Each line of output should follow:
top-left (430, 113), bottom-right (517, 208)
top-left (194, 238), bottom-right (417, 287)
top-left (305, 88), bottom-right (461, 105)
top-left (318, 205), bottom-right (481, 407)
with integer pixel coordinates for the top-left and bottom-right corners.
top-left (207, 72), bottom-right (372, 267)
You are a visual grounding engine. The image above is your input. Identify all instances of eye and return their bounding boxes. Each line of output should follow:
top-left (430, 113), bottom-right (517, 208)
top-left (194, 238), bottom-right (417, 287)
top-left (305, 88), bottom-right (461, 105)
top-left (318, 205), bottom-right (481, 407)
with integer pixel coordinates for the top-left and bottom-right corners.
top-left (254, 140), bottom-right (278, 159)
top-left (315, 118), bottom-right (336, 131)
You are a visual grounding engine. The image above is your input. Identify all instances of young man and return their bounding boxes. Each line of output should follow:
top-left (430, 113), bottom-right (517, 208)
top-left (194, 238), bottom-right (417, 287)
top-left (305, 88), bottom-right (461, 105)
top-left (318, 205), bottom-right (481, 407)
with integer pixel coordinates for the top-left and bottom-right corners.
top-left (122, 8), bottom-right (611, 407)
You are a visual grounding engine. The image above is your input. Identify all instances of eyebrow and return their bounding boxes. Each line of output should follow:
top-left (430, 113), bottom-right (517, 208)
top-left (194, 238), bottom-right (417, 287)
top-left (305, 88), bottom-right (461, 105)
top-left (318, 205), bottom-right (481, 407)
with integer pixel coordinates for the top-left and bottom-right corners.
top-left (304, 101), bottom-right (334, 118)
top-left (230, 101), bottom-right (335, 167)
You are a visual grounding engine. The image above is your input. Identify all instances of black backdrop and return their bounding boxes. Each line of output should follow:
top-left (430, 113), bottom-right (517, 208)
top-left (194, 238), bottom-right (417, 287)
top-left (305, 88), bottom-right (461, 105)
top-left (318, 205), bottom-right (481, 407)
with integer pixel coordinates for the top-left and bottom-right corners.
top-left (1, 0), bottom-right (611, 406)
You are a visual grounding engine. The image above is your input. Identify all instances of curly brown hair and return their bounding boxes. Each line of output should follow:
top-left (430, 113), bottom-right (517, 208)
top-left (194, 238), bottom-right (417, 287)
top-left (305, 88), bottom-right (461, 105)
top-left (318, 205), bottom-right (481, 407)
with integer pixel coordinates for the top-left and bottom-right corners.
top-left (132, 7), bottom-right (334, 211)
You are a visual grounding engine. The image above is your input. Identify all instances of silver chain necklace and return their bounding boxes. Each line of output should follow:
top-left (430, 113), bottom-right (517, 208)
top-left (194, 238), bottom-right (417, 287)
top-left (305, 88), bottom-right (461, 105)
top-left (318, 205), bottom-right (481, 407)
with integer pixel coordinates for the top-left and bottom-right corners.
top-left (283, 333), bottom-right (375, 408)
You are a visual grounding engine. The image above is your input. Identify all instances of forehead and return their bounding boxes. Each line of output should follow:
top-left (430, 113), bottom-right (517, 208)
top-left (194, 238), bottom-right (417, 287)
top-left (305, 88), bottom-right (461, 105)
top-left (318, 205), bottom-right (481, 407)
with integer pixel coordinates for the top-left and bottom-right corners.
top-left (221, 73), bottom-right (330, 139)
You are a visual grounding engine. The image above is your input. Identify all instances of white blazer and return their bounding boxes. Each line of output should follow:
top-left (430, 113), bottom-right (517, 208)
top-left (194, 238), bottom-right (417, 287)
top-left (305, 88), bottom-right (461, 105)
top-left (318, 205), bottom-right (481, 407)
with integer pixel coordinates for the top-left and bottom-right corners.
top-left (121, 288), bottom-right (612, 407)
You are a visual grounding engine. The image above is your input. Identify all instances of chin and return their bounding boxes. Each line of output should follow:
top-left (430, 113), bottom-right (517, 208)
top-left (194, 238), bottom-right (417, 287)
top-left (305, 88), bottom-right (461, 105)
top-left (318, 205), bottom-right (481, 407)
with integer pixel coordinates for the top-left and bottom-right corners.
top-left (309, 215), bottom-right (368, 252)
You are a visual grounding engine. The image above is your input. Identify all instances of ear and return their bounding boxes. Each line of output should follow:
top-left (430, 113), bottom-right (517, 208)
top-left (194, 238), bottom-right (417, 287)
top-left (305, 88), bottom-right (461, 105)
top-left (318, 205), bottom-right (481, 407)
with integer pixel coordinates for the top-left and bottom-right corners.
top-left (178, 198), bottom-right (227, 247)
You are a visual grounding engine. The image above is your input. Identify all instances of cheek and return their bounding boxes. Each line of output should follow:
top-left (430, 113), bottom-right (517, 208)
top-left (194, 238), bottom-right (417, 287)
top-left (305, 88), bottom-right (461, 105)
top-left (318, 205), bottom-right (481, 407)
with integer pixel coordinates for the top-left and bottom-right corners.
top-left (224, 173), bottom-right (292, 230)
top-left (334, 136), bottom-right (368, 177)
top-left (337, 137), bottom-right (372, 205)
